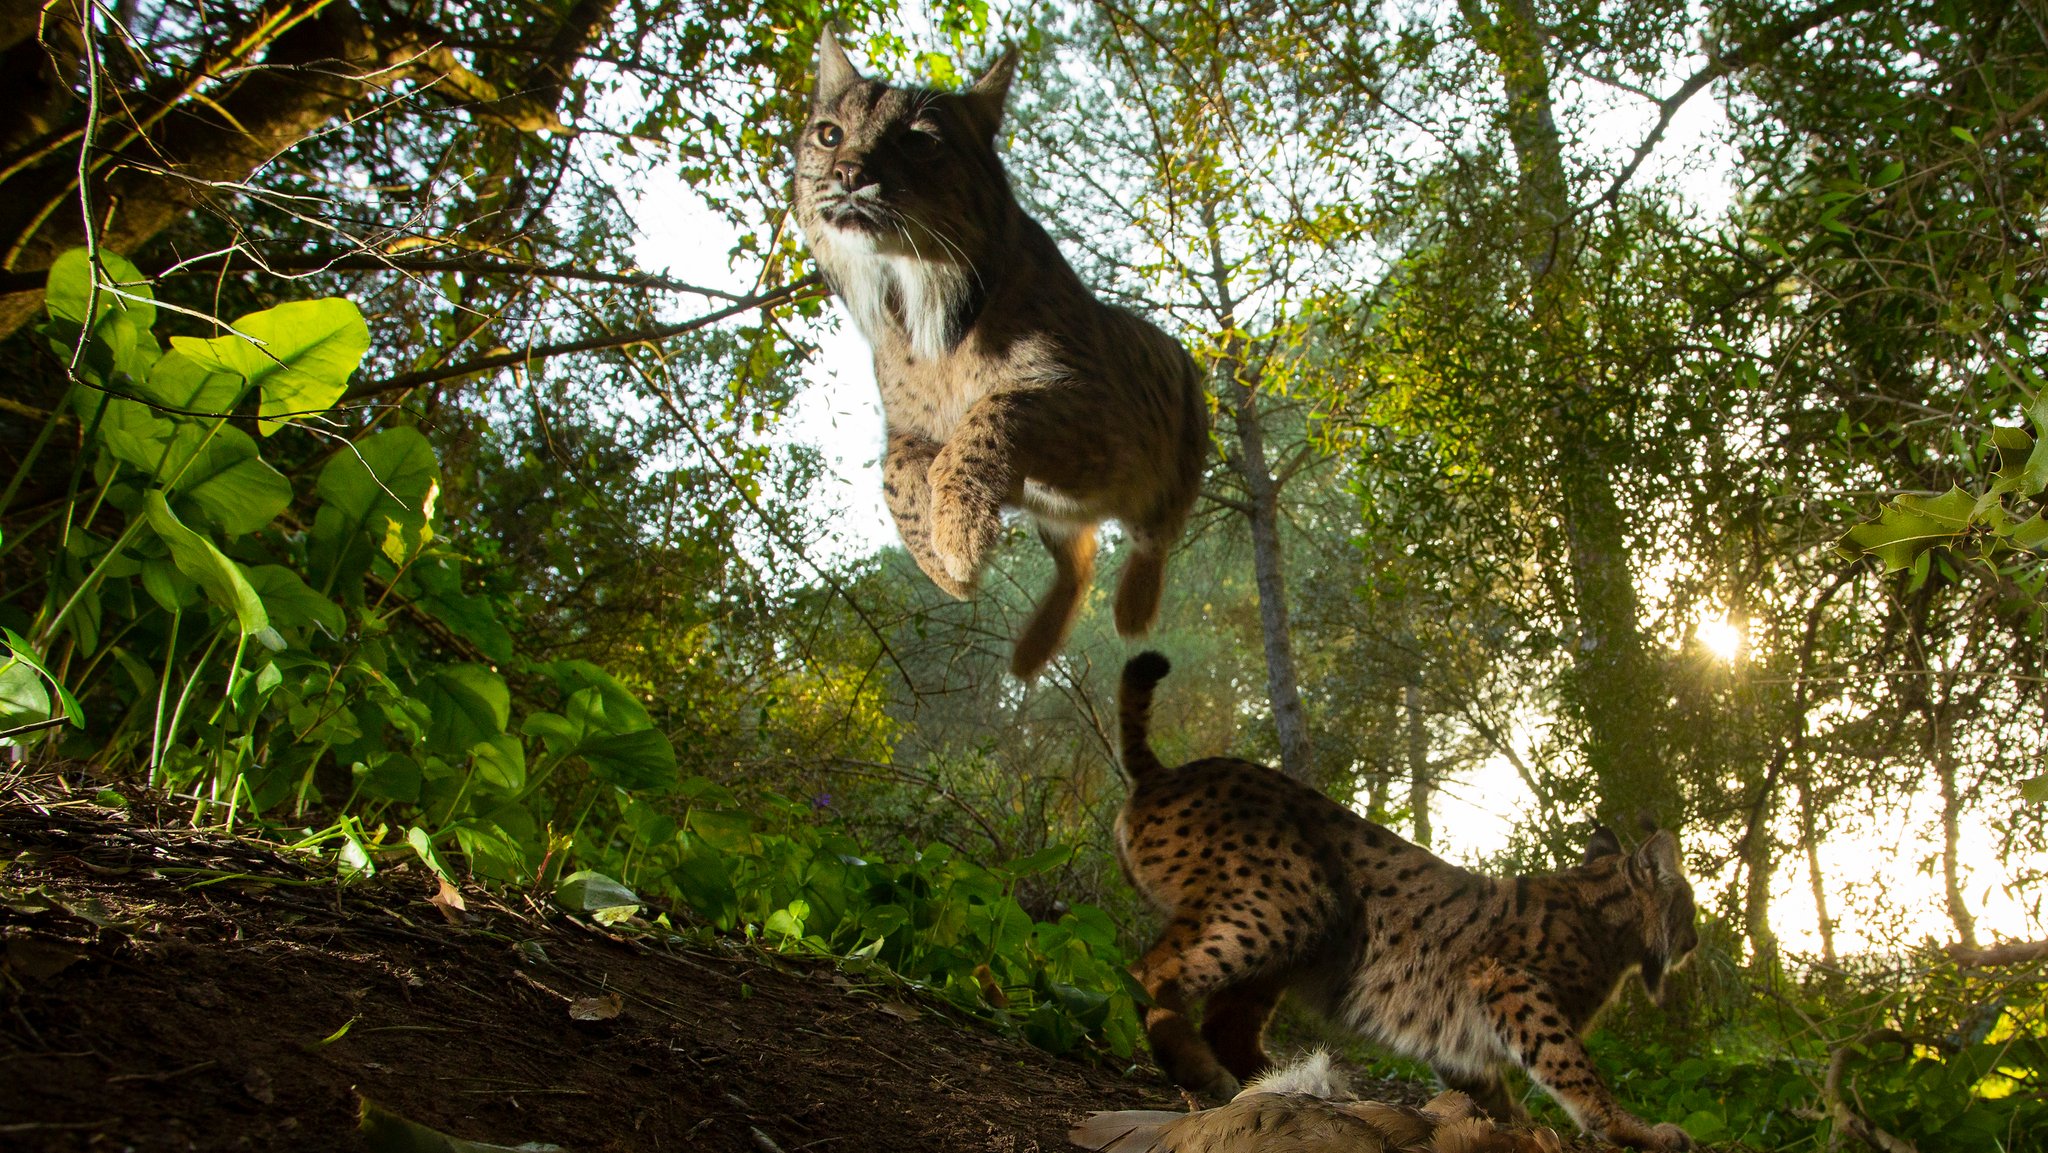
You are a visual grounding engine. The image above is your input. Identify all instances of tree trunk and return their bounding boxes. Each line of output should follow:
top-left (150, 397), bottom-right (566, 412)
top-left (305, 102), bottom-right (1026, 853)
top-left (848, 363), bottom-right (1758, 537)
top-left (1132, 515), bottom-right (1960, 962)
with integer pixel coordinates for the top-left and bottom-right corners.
top-left (1404, 681), bottom-right (1432, 848)
top-left (1933, 710), bottom-right (1979, 949)
top-left (1797, 776), bottom-right (1837, 967)
top-left (1459, 0), bottom-right (1667, 821)
top-left (1200, 200), bottom-right (1315, 784)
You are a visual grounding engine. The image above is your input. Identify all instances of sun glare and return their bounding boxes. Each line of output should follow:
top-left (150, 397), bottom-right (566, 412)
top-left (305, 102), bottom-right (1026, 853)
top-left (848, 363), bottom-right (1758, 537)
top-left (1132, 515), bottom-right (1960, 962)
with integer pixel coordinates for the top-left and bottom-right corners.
top-left (1696, 611), bottom-right (1744, 663)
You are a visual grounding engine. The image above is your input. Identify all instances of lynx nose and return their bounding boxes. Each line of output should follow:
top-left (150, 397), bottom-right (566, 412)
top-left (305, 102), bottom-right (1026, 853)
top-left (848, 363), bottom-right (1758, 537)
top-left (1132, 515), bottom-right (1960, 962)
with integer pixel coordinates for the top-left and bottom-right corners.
top-left (832, 160), bottom-right (873, 191)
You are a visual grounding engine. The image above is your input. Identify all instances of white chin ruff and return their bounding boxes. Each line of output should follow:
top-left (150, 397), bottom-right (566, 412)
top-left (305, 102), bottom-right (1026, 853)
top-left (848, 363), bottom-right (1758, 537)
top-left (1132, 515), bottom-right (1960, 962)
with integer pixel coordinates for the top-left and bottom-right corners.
top-left (1237, 1049), bottom-right (1351, 1100)
top-left (808, 224), bottom-right (967, 363)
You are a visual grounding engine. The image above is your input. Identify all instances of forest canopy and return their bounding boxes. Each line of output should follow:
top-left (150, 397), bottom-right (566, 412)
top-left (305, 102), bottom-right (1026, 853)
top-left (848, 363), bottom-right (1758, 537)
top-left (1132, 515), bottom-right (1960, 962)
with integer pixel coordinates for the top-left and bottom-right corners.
top-left (2, 0), bottom-right (2045, 1148)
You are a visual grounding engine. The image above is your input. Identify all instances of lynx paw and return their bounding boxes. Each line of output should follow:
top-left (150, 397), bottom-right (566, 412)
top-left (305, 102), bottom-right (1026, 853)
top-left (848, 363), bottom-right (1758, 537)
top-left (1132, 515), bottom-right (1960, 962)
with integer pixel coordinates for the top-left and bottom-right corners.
top-left (1648, 1123), bottom-right (1695, 1152)
top-left (930, 496), bottom-right (1001, 594)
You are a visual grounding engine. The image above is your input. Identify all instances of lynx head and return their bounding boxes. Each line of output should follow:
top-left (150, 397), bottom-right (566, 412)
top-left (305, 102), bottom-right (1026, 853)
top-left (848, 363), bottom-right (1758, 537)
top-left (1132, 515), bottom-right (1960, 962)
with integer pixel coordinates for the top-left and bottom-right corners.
top-left (1581, 826), bottom-right (1700, 1002)
top-left (793, 30), bottom-right (1019, 357)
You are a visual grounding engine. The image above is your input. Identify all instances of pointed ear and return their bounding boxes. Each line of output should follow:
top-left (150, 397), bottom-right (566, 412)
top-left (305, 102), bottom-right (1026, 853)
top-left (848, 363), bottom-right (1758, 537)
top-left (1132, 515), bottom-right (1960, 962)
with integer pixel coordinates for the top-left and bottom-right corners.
top-left (1581, 825), bottom-right (1622, 864)
top-left (961, 46), bottom-right (1017, 140)
top-left (1632, 829), bottom-right (1684, 886)
top-left (815, 27), bottom-right (863, 107)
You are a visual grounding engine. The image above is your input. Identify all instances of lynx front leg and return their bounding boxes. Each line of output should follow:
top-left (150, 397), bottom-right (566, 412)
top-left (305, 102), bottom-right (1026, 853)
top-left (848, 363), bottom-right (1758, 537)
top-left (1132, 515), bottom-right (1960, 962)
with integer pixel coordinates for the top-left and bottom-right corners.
top-left (883, 427), bottom-right (972, 599)
top-left (1473, 966), bottom-right (1693, 1151)
top-left (1010, 523), bottom-right (1097, 680)
top-left (1130, 917), bottom-right (1249, 1100)
top-left (926, 395), bottom-right (1025, 591)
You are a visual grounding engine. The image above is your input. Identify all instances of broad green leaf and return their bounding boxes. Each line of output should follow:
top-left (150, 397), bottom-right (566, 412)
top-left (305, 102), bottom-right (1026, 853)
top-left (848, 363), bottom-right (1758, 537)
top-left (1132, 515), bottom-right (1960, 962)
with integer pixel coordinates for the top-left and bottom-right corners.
top-left (2, 628), bottom-right (86, 729)
top-left (315, 427), bottom-right (440, 564)
top-left (550, 660), bottom-right (652, 730)
top-left (245, 565), bottom-right (344, 635)
top-left (576, 728), bottom-right (677, 792)
top-left (416, 663), bottom-right (509, 756)
top-left (140, 556), bottom-right (200, 611)
top-left (171, 427), bottom-right (291, 535)
top-left (0, 659), bottom-right (51, 729)
top-left (98, 396), bottom-right (201, 480)
top-left (172, 299), bottom-right (369, 433)
top-left (1838, 486), bottom-right (1978, 571)
top-left (2010, 514), bottom-right (2048, 552)
top-left (470, 733), bottom-right (526, 791)
top-left (2022, 776), bottom-right (2048, 805)
top-left (141, 348), bottom-right (245, 415)
top-left (355, 753), bottom-right (423, 804)
top-left (670, 841), bottom-right (739, 930)
top-left (405, 827), bottom-right (455, 882)
top-left (45, 249), bottom-right (156, 334)
top-left (554, 869), bottom-right (640, 914)
top-left (142, 491), bottom-right (271, 639)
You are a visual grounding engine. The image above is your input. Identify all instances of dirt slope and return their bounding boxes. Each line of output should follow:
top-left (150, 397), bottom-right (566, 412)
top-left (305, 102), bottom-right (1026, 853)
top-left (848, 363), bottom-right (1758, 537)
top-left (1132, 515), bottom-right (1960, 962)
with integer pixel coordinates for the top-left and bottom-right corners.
top-left (3, 767), bottom-right (1221, 1152)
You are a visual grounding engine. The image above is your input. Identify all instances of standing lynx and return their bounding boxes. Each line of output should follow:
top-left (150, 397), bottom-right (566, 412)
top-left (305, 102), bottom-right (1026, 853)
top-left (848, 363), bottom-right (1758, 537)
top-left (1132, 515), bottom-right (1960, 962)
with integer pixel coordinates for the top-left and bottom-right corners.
top-left (1114, 652), bottom-right (1700, 1152)
top-left (792, 31), bottom-right (1209, 678)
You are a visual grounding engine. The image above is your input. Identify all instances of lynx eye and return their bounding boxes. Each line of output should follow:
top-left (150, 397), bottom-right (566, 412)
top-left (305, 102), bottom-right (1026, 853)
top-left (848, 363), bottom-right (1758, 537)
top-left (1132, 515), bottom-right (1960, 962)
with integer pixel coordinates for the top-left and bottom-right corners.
top-left (815, 123), bottom-right (843, 148)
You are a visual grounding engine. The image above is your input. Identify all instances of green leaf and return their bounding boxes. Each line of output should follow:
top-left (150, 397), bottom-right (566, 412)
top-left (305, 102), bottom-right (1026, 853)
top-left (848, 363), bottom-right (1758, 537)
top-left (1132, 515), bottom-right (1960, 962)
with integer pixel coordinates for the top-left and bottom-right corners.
top-left (171, 427), bottom-right (292, 535)
top-left (1002, 844), bottom-right (1075, 878)
top-left (142, 348), bottom-right (245, 415)
top-left (576, 728), bottom-right (677, 792)
top-left (143, 490), bottom-right (271, 639)
top-left (554, 869), bottom-right (640, 915)
top-left (355, 754), bottom-right (423, 804)
top-left (2, 628), bottom-right (86, 729)
top-left (0, 659), bottom-right (51, 730)
top-left (2022, 775), bottom-right (2048, 805)
top-left (171, 299), bottom-right (369, 434)
top-left (245, 565), bottom-right (344, 635)
top-left (671, 841), bottom-right (739, 930)
top-left (358, 1096), bottom-right (561, 1153)
top-left (1838, 486), bottom-right (1978, 572)
top-left (315, 427), bottom-right (440, 564)
top-left (416, 664), bottom-right (509, 756)
top-left (470, 733), bottom-right (526, 791)
top-left (42, 248), bottom-right (156, 382)
top-left (406, 827), bottom-right (455, 882)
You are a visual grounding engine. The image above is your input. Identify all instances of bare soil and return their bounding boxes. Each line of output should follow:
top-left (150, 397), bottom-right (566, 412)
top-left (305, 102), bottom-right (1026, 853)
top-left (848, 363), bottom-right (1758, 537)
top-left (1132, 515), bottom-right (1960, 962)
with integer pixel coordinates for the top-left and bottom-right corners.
top-left (0, 767), bottom-right (1444, 1153)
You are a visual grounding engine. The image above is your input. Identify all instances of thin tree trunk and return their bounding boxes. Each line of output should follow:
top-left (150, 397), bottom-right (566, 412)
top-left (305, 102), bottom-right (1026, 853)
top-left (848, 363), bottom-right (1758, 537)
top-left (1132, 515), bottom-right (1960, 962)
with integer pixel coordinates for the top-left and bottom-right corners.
top-left (1933, 710), bottom-right (1979, 949)
top-left (1200, 200), bottom-right (1314, 784)
top-left (1404, 681), bottom-right (1432, 849)
top-left (1797, 776), bottom-right (1837, 967)
top-left (1459, 0), bottom-right (1666, 820)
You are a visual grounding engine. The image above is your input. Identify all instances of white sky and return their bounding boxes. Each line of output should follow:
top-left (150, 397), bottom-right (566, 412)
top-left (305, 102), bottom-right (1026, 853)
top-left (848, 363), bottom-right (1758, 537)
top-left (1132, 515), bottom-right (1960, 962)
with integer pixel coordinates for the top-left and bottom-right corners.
top-left (619, 22), bottom-right (2045, 958)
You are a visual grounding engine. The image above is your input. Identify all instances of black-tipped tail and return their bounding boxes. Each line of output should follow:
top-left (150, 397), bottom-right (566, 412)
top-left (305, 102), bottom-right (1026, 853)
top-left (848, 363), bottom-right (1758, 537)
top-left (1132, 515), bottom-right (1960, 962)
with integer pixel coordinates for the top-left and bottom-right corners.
top-left (1118, 651), bottom-right (1172, 781)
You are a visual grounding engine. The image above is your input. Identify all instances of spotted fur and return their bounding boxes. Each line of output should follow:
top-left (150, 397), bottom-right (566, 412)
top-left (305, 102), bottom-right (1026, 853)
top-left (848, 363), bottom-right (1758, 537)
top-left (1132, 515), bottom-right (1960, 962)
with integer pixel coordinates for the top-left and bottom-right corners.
top-left (793, 32), bottom-right (1209, 679)
top-left (1114, 653), bottom-right (1700, 1152)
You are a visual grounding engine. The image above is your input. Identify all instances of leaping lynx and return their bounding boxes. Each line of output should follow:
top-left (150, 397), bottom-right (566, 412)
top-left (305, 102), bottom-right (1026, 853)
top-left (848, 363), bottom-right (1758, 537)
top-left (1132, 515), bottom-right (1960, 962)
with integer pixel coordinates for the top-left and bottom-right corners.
top-left (792, 32), bottom-right (1208, 679)
top-left (1114, 651), bottom-right (1700, 1152)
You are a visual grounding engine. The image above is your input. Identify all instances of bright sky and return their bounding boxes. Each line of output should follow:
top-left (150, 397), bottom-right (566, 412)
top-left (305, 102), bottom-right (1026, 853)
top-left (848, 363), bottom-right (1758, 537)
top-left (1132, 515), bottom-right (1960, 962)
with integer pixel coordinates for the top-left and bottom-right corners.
top-left (621, 22), bottom-right (2044, 959)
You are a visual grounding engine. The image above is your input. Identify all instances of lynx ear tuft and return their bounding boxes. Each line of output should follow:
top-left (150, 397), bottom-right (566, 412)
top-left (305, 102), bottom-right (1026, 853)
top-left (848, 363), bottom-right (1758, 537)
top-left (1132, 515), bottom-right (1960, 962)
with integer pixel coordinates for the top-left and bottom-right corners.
top-left (815, 27), bottom-right (864, 106)
top-left (1581, 825), bottom-right (1622, 864)
top-left (962, 46), bottom-right (1018, 141)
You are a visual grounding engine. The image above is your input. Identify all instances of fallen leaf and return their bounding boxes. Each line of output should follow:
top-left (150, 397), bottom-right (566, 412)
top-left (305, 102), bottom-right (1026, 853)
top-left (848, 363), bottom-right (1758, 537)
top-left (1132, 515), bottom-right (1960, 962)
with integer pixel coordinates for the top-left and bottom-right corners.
top-left (243, 1066), bottom-right (275, 1105)
top-left (876, 1000), bottom-right (922, 1022)
top-left (358, 1096), bottom-right (565, 1152)
top-left (428, 877), bottom-right (467, 923)
top-left (567, 993), bottom-right (623, 1022)
top-left (4, 936), bottom-right (86, 981)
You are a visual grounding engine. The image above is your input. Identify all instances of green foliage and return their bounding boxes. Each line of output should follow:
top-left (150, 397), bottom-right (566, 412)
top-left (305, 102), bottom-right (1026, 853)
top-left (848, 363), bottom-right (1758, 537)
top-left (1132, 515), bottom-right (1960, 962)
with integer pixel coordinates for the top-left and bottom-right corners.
top-left (571, 776), bottom-right (1140, 1058)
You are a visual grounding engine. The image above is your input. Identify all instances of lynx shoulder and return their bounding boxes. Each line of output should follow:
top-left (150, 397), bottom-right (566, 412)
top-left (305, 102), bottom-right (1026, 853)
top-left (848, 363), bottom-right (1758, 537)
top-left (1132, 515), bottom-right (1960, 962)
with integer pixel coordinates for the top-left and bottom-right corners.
top-left (792, 32), bottom-right (1208, 679)
top-left (1113, 652), bottom-right (1700, 1153)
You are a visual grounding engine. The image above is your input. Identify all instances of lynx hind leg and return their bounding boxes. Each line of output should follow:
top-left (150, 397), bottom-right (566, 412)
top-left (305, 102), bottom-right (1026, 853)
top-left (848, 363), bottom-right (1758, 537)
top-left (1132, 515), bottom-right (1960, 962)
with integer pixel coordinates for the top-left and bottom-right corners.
top-left (1113, 536), bottom-right (1169, 638)
top-left (1010, 523), bottom-right (1097, 680)
top-left (1473, 965), bottom-right (1693, 1151)
top-left (883, 428), bottom-right (971, 599)
top-left (927, 399), bottom-right (1021, 591)
top-left (1200, 976), bottom-right (1283, 1084)
top-left (1131, 917), bottom-right (1262, 1099)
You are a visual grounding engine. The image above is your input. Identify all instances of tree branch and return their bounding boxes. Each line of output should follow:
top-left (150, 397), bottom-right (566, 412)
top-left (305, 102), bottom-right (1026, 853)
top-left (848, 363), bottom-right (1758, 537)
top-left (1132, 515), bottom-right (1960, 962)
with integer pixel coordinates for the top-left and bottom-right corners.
top-left (338, 274), bottom-right (821, 400)
top-left (1582, 0), bottom-right (1880, 215)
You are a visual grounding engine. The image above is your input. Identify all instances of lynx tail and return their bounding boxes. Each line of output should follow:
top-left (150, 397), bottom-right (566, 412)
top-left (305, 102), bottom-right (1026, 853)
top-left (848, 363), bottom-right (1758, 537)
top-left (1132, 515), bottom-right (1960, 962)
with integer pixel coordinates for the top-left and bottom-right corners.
top-left (1118, 651), bottom-right (1172, 781)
